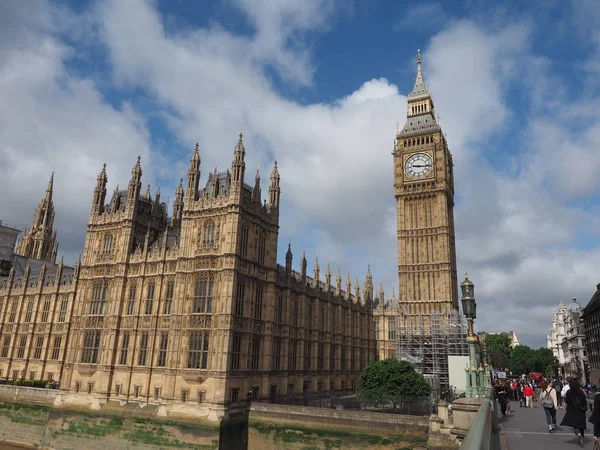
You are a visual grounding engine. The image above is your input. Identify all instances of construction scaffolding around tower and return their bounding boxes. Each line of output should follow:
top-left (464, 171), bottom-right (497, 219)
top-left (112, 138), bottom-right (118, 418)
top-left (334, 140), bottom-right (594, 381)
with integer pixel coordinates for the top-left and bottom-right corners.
top-left (395, 309), bottom-right (468, 392)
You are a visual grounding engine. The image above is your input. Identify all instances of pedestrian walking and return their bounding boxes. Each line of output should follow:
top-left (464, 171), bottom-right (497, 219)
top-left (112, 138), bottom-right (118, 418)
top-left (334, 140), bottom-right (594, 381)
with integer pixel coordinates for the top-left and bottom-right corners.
top-left (524, 383), bottom-right (534, 408)
top-left (587, 392), bottom-right (600, 449)
top-left (511, 380), bottom-right (518, 401)
top-left (495, 382), bottom-right (509, 416)
top-left (518, 382), bottom-right (525, 407)
top-left (554, 380), bottom-right (564, 410)
top-left (560, 379), bottom-right (588, 447)
top-left (540, 380), bottom-right (557, 432)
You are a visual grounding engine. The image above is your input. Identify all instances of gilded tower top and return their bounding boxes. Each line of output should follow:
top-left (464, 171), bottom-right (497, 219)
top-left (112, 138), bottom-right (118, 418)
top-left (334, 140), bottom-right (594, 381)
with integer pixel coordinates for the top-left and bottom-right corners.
top-left (397, 49), bottom-right (440, 139)
top-left (408, 49), bottom-right (430, 101)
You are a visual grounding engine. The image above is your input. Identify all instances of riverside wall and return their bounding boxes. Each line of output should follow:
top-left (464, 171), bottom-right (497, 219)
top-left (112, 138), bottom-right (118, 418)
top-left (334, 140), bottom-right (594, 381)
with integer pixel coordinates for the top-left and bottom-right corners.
top-left (0, 385), bottom-right (428, 449)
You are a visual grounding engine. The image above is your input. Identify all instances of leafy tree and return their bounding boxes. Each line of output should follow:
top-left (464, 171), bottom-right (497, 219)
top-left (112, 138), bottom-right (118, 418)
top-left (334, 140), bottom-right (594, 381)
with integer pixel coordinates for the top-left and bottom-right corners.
top-left (508, 345), bottom-right (535, 375)
top-left (356, 359), bottom-right (431, 404)
top-left (532, 347), bottom-right (558, 377)
top-left (484, 333), bottom-right (512, 370)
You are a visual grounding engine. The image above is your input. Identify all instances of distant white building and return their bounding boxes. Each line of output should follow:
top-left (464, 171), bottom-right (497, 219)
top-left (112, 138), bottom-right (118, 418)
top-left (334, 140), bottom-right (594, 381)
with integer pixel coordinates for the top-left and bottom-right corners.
top-left (547, 299), bottom-right (588, 383)
top-left (508, 331), bottom-right (521, 348)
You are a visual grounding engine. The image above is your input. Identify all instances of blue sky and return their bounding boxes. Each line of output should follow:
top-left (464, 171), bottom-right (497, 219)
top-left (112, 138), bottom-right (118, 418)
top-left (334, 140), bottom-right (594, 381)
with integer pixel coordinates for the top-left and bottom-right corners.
top-left (1, 0), bottom-right (600, 348)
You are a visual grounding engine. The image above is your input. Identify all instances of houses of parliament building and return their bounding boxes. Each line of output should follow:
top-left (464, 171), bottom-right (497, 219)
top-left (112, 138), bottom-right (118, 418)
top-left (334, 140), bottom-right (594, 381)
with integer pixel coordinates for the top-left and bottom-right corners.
top-left (0, 51), bottom-right (459, 415)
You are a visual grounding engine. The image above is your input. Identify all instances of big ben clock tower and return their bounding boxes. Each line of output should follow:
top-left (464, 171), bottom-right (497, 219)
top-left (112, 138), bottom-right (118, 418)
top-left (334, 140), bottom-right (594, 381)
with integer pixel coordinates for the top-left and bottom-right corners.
top-left (394, 50), bottom-right (458, 316)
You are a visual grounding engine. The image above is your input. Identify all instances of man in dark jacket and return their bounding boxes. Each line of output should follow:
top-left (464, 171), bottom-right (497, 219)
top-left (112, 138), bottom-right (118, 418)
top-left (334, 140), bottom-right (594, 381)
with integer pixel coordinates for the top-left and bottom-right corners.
top-left (495, 382), bottom-right (509, 416)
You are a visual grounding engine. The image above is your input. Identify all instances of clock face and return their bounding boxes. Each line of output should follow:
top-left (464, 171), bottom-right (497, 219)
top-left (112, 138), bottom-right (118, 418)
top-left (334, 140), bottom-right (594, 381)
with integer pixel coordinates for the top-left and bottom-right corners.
top-left (405, 153), bottom-right (433, 179)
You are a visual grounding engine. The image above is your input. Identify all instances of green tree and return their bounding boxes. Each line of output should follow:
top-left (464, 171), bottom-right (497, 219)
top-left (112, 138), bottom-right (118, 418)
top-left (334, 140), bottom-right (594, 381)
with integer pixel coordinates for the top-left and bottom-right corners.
top-left (532, 347), bottom-right (558, 377)
top-left (356, 359), bottom-right (431, 404)
top-left (484, 333), bottom-right (512, 370)
top-left (508, 345), bottom-right (534, 375)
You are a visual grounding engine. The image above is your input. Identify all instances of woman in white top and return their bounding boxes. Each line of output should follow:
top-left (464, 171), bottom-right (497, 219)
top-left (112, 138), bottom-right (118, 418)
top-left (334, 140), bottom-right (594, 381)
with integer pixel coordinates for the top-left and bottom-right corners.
top-left (541, 380), bottom-right (558, 432)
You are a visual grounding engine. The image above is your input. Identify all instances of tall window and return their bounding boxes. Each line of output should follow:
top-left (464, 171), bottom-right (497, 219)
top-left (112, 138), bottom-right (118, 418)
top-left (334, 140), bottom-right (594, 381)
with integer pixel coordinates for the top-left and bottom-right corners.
top-left (203, 221), bottom-right (216, 248)
top-left (304, 340), bottom-right (311, 370)
top-left (288, 340), bottom-right (297, 370)
top-left (253, 285), bottom-right (263, 320)
top-left (119, 333), bottom-right (130, 365)
top-left (138, 333), bottom-right (149, 365)
top-left (306, 300), bottom-right (312, 328)
top-left (250, 335), bottom-right (261, 370)
top-left (90, 282), bottom-right (108, 315)
top-left (81, 331), bottom-right (101, 364)
top-left (145, 282), bottom-right (155, 315)
top-left (240, 224), bottom-right (249, 258)
top-left (41, 300), bottom-right (50, 322)
top-left (164, 280), bottom-right (174, 314)
top-left (388, 317), bottom-right (397, 340)
top-left (292, 295), bottom-right (299, 326)
top-left (1, 336), bottom-right (11, 358)
top-left (272, 337), bottom-right (281, 370)
top-left (375, 319), bottom-right (380, 340)
top-left (8, 300), bottom-right (18, 323)
top-left (317, 343), bottom-right (324, 370)
top-left (157, 333), bottom-right (168, 367)
top-left (103, 234), bottom-right (114, 252)
top-left (193, 279), bottom-right (214, 313)
top-left (127, 283), bottom-right (136, 315)
top-left (188, 333), bottom-right (210, 369)
top-left (330, 343), bottom-right (336, 370)
top-left (33, 336), bottom-right (44, 359)
top-left (235, 280), bottom-right (244, 316)
top-left (58, 298), bottom-right (68, 322)
top-left (231, 333), bottom-right (242, 370)
top-left (17, 336), bottom-right (27, 358)
top-left (257, 233), bottom-right (266, 264)
top-left (24, 300), bottom-right (34, 322)
top-left (51, 336), bottom-right (62, 360)
top-left (276, 293), bottom-right (284, 324)
top-left (340, 346), bottom-right (346, 371)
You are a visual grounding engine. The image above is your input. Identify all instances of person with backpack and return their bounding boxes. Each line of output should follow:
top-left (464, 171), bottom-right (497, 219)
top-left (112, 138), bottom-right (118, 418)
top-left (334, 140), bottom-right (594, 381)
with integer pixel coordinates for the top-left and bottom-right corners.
top-left (561, 379), bottom-right (588, 447)
top-left (540, 380), bottom-right (557, 432)
top-left (588, 391), bottom-right (600, 449)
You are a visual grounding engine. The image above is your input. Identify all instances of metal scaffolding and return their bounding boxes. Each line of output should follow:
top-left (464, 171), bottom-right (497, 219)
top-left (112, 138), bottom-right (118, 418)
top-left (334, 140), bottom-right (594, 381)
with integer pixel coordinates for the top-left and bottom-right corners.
top-left (395, 309), bottom-right (468, 391)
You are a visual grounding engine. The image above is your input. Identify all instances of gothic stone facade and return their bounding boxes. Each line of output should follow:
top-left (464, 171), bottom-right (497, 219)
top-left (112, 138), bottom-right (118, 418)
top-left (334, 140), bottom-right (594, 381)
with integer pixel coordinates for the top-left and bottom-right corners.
top-left (0, 134), bottom-right (376, 414)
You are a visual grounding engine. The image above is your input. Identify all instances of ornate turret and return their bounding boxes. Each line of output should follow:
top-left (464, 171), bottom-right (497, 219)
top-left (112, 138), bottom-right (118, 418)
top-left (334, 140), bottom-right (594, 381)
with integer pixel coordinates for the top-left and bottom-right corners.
top-left (313, 256), bottom-right (320, 288)
top-left (325, 263), bottom-right (332, 292)
top-left (285, 240), bottom-right (293, 273)
top-left (336, 269), bottom-right (342, 296)
top-left (144, 184), bottom-right (151, 200)
top-left (355, 278), bottom-right (361, 302)
top-left (252, 168), bottom-right (261, 203)
top-left (110, 185), bottom-right (120, 213)
top-left (172, 178), bottom-right (184, 224)
top-left (300, 249), bottom-right (307, 280)
top-left (17, 171), bottom-right (58, 263)
top-left (92, 163), bottom-right (107, 214)
top-left (364, 265), bottom-right (374, 303)
top-left (186, 143), bottom-right (201, 201)
top-left (268, 161), bottom-right (280, 211)
top-left (127, 156), bottom-right (143, 209)
top-left (231, 133), bottom-right (246, 187)
top-left (346, 273), bottom-right (352, 300)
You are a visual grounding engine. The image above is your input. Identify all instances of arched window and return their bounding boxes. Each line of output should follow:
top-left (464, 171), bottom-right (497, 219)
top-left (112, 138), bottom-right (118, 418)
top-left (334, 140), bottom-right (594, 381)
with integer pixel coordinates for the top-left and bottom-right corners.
top-left (90, 281), bottom-right (108, 315)
top-left (203, 221), bottom-right (216, 248)
top-left (103, 234), bottom-right (114, 252)
top-left (193, 278), bottom-right (214, 313)
top-left (258, 233), bottom-right (266, 265)
top-left (240, 223), bottom-right (249, 258)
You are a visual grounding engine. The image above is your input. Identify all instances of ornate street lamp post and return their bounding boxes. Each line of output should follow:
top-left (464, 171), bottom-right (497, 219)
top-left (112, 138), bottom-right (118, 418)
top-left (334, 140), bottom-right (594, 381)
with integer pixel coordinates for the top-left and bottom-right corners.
top-left (461, 273), bottom-right (483, 398)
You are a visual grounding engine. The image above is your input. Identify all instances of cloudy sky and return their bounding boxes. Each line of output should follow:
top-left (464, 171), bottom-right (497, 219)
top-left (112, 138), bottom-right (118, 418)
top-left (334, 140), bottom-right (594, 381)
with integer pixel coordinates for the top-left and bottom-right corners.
top-left (1, 0), bottom-right (600, 348)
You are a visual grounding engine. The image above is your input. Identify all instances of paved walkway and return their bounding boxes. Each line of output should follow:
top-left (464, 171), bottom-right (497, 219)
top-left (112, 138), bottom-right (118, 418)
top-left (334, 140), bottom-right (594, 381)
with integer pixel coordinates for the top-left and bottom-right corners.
top-left (499, 399), bottom-right (594, 449)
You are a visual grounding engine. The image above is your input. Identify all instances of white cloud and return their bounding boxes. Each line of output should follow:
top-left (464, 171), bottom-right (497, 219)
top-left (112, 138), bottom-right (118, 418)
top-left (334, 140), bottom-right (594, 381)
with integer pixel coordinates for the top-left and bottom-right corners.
top-left (3, 0), bottom-right (600, 350)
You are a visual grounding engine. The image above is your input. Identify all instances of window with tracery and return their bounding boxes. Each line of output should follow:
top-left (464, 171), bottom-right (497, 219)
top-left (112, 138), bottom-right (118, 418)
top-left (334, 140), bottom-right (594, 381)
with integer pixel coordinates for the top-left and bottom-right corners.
top-left (203, 221), bottom-right (216, 248)
top-left (103, 234), bottom-right (114, 252)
